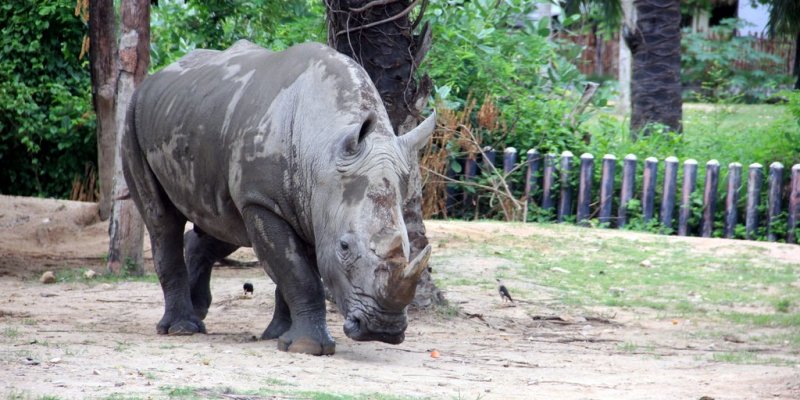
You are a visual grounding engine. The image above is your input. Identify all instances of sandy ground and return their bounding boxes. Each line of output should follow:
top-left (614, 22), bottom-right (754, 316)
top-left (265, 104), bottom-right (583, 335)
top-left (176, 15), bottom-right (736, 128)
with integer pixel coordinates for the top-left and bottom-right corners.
top-left (1, 194), bottom-right (799, 399)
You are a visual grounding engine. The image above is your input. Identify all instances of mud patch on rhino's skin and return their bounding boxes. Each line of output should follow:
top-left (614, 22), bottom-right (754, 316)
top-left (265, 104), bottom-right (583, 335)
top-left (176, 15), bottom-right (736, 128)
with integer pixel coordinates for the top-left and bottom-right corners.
top-left (342, 176), bottom-right (368, 206)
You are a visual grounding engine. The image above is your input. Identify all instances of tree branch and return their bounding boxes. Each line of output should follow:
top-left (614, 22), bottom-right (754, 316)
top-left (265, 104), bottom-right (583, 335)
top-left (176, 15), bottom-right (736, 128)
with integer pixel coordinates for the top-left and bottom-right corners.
top-left (335, 0), bottom-right (420, 37)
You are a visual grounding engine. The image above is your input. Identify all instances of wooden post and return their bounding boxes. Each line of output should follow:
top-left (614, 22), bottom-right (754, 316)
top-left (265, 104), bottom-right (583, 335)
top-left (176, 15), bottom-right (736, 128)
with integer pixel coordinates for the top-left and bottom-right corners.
top-left (558, 151), bottom-right (574, 223)
top-left (745, 163), bottom-right (763, 240)
top-left (542, 153), bottom-right (556, 214)
top-left (678, 159), bottom-right (698, 236)
top-left (483, 146), bottom-right (496, 171)
top-left (524, 149), bottom-right (542, 207)
top-left (618, 154), bottom-right (637, 228)
top-left (724, 162), bottom-right (742, 238)
top-left (642, 157), bottom-right (658, 222)
top-left (660, 156), bottom-right (678, 231)
top-left (463, 153), bottom-right (478, 211)
top-left (503, 147), bottom-right (517, 192)
top-left (701, 160), bottom-right (720, 238)
top-left (788, 164), bottom-right (800, 243)
top-left (577, 153), bottom-right (594, 225)
top-left (767, 162), bottom-right (784, 242)
top-left (599, 154), bottom-right (616, 226)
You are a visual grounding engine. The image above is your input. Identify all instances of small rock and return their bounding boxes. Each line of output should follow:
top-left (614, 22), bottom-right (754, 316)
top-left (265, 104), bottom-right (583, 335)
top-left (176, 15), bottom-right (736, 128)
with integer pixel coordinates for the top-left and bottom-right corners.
top-left (49, 357), bottom-right (61, 364)
top-left (551, 267), bottom-right (570, 274)
top-left (640, 260), bottom-right (653, 268)
top-left (92, 370), bottom-right (100, 375)
top-left (40, 271), bottom-right (56, 284)
top-left (723, 334), bottom-right (745, 344)
top-left (84, 270), bottom-right (97, 279)
top-left (22, 357), bottom-right (40, 366)
top-left (114, 382), bottom-right (125, 387)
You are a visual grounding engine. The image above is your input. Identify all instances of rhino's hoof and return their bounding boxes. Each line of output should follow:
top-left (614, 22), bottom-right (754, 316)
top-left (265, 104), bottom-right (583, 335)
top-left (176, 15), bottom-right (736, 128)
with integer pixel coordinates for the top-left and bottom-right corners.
top-left (157, 319), bottom-right (206, 336)
top-left (278, 336), bottom-right (335, 356)
top-left (261, 318), bottom-right (291, 340)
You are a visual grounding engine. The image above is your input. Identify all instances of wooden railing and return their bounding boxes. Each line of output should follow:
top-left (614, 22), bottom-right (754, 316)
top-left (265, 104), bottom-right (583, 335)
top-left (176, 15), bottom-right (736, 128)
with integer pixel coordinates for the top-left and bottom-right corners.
top-left (444, 148), bottom-right (800, 243)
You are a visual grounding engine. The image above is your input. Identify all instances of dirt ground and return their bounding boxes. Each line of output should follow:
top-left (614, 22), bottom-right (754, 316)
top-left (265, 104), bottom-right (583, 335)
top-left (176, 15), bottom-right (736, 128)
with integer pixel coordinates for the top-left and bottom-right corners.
top-left (1, 194), bottom-right (799, 400)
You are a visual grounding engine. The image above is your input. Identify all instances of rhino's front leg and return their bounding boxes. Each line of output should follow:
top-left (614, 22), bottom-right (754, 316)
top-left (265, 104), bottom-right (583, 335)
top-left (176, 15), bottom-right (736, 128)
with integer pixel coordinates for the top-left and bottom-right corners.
top-left (261, 287), bottom-right (292, 340)
top-left (242, 206), bottom-right (335, 356)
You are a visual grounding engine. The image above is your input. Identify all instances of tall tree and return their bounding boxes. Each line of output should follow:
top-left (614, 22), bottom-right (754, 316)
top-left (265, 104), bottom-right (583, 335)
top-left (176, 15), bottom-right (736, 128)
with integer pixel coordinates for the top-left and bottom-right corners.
top-left (623, 0), bottom-right (683, 135)
top-left (325, 0), bottom-right (442, 307)
top-left (89, 0), bottom-right (118, 220)
top-left (761, 0), bottom-right (800, 89)
top-left (106, 0), bottom-right (150, 275)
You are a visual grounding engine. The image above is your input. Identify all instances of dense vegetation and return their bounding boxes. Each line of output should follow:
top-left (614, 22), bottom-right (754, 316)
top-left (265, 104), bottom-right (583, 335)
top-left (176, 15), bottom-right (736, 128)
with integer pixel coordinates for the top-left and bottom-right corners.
top-left (0, 0), bottom-right (797, 222)
top-left (0, 1), bottom-right (95, 198)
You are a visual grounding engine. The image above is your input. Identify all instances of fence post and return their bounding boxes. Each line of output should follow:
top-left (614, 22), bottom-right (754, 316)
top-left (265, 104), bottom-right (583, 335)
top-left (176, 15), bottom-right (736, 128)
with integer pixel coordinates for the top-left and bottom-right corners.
top-left (724, 162), bottom-right (742, 239)
top-left (678, 159), bottom-right (698, 236)
top-left (503, 147), bottom-right (518, 193)
top-left (618, 154), bottom-right (637, 228)
top-left (642, 157), bottom-right (658, 222)
top-left (542, 153), bottom-right (556, 214)
top-left (558, 151), bottom-right (574, 223)
top-left (483, 146), bottom-right (496, 170)
top-left (577, 153), bottom-right (594, 225)
top-left (660, 156), bottom-right (678, 231)
top-left (701, 160), bottom-right (720, 238)
top-left (463, 153), bottom-right (478, 212)
top-left (767, 162), bottom-right (784, 242)
top-left (788, 164), bottom-right (800, 243)
top-left (745, 163), bottom-right (763, 240)
top-left (525, 149), bottom-right (542, 207)
top-left (599, 154), bottom-right (616, 226)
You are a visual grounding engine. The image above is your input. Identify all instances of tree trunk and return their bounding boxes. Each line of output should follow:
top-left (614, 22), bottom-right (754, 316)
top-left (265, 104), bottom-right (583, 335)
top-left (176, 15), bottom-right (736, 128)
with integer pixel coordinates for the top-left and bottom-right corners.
top-left (617, 0), bottom-right (634, 115)
top-left (624, 0), bottom-right (682, 137)
top-left (326, 0), bottom-right (442, 308)
top-left (89, 0), bottom-right (118, 221)
top-left (793, 31), bottom-right (799, 90)
top-left (107, 0), bottom-right (149, 275)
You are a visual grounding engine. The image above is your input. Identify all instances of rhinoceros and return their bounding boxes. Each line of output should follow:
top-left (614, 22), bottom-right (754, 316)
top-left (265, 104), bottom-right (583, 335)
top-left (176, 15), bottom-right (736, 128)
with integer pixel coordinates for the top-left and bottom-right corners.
top-left (121, 40), bottom-right (435, 356)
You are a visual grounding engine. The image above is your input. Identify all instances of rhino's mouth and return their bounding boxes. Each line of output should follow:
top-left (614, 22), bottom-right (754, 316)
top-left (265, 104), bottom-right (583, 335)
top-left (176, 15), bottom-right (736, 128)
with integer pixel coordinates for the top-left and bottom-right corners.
top-left (343, 312), bottom-right (407, 344)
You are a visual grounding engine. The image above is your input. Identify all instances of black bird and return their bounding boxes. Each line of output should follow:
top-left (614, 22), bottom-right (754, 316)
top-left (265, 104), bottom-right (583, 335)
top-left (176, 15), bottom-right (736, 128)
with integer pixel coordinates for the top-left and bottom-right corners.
top-left (496, 279), bottom-right (513, 302)
top-left (243, 282), bottom-right (254, 296)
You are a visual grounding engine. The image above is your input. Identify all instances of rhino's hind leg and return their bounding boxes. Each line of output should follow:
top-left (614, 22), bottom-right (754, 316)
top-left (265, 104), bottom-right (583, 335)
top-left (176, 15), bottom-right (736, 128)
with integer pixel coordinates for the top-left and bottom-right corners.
top-left (261, 287), bottom-right (292, 339)
top-left (184, 229), bottom-right (239, 320)
top-left (121, 113), bottom-right (205, 336)
top-left (243, 206), bottom-right (335, 356)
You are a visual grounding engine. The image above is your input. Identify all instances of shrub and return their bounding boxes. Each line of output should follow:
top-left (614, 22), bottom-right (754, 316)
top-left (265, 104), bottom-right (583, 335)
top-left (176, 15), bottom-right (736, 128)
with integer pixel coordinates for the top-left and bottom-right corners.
top-left (0, 1), bottom-right (96, 198)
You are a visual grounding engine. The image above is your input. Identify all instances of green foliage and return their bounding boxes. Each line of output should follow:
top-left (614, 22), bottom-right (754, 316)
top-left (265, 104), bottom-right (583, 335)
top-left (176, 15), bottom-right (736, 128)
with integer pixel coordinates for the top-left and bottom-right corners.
top-left (0, 1), bottom-right (96, 197)
top-left (423, 0), bottom-right (595, 154)
top-left (150, 0), bottom-right (325, 70)
top-left (681, 19), bottom-right (793, 103)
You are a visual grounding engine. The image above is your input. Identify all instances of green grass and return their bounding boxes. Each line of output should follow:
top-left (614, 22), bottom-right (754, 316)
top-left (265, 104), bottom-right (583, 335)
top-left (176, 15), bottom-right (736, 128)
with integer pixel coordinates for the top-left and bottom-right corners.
top-left (53, 268), bottom-right (159, 284)
top-left (587, 103), bottom-right (800, 168)
top-left (436, 221), bottom-right (800, 348)
top-left (157, 386), bottom-right (425, 400)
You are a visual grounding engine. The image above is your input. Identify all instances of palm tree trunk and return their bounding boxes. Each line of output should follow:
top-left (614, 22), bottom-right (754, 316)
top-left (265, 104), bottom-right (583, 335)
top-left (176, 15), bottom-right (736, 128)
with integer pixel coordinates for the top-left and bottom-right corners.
top-left (625, 0), bottom-right (682, 136)
top-left (325, 0), bottom-right (442, 307)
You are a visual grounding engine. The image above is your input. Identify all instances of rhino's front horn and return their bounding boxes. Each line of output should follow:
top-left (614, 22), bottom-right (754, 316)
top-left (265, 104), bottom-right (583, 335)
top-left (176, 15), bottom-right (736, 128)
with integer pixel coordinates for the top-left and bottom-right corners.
top-left (383, 244), bottom-right (432, 309)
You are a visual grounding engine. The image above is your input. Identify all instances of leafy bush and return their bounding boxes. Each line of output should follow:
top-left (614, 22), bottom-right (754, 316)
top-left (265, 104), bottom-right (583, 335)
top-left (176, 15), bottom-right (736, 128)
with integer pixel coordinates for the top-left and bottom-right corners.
top-left (681, 18), bottom-right (793, 103)
top-left (0, 1), bottom-right (96, 198)
top-left (150, 0), bottom-right (325, 70)
top-left (422, 0), bottom-right (594, 154)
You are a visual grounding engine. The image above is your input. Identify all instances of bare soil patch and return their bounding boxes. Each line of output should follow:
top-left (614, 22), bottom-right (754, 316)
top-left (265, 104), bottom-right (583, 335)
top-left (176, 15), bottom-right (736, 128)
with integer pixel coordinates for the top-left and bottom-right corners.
top-left (1, 195), bottom-right (798, 399)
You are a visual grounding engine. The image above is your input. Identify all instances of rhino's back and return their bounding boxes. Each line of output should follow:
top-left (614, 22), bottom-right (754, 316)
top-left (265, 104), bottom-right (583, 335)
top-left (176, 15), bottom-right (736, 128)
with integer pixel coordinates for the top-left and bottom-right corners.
top-left (131, 41), bottom-right (348, 246)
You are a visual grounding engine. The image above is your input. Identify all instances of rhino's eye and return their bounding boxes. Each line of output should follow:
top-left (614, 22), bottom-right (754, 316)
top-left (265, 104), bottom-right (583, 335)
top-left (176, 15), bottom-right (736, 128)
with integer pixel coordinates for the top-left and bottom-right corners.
top-left (340, 241), bottom-right (349, 251)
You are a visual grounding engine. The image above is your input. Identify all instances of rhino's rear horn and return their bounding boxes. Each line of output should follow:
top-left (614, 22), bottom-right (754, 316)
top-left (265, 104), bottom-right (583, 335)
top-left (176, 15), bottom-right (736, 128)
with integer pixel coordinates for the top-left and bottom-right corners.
top-left (398, 111), bottom-right (436, 154)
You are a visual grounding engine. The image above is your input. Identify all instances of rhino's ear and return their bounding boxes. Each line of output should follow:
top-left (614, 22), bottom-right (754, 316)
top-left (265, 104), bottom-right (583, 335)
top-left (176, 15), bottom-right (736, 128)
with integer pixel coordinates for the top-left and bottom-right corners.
top-left (340, 112), bottom-right (377, 157)
top-left (398, 111), bottom-right (436, 155)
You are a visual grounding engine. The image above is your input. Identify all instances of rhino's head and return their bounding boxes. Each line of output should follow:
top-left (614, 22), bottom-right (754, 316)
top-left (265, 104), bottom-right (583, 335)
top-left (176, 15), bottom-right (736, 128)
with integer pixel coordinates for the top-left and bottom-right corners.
top-left (313, 111), bottom-right (435, 345)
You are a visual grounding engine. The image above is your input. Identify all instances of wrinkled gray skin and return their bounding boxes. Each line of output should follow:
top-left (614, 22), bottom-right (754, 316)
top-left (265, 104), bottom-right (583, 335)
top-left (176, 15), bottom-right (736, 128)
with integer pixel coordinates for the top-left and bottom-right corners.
top-left (122, 40), bottom-right (435, 356)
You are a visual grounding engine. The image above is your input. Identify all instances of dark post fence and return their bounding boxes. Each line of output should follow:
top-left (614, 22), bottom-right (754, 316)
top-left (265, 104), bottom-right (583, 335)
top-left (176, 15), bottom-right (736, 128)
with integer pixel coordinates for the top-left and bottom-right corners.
top-left (678, 159), bottom-right (698, 236)
top-left (440, 148), bottom-right (800, 243)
